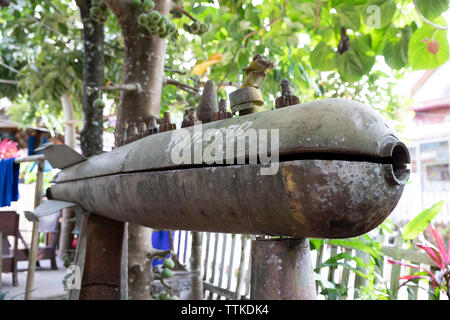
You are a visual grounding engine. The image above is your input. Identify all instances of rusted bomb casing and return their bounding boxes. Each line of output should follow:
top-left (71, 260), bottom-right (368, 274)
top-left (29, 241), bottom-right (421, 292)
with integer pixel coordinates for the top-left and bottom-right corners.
top-left (49, 98), bottom-right (410, 239)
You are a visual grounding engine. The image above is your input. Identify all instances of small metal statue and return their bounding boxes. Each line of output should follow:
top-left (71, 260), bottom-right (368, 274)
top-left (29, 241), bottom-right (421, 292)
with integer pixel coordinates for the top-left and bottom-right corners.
top-left (275, 78), bottom-right (300, 109)
top-left (159, 112), bottom-right (177, 132)
top-left (229, 54), bottom-right (275, 116)
top-left (241, 54), bottom-right (276, 89)
top-left (181, 107), bottom-right (197, 128)
top-left (212, 99), bottom-right (232, 121)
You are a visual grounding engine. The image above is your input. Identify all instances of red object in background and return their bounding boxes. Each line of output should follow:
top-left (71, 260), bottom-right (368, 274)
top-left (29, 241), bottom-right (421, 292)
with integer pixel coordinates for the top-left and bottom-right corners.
top-left (72, 236), bottom-right (78, 249)
top-left (0, 139), bottom-right (20, 159)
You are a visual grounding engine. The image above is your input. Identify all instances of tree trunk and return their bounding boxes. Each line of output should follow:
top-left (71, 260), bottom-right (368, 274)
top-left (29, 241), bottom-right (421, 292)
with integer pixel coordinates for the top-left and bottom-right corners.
top-left (104, 0), bottom-right (174, 300)
top-left (78, 0), bottom-right (104, 158)
top-left (76, 0), bottom-right (125, 300)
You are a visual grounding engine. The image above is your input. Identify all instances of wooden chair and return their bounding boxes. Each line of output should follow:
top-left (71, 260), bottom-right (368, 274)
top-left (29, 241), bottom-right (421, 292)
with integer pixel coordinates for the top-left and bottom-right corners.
top-left (16, 212), bottom-right (60, 270)
top-left (36, 212), bottom-right (60, 270)
top-left (0, 211), bottom-right (20, 286)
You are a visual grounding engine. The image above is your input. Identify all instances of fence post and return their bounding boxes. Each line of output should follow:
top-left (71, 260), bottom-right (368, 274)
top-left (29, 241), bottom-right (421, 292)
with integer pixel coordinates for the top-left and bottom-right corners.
top-left (234, 235), bottom-right (248, 300)
top-left (250, 238), bottom-right (316, 300)
top-left (207, 233), bottom-right (219, 299)
top-left (217, 233), bottom-right (227, 299)
top-left (190, 231), bottom-right (203, 300)
top-left (375, 234), bottom-right (385, 289)
top-left (226, 234), bottom-right (236, 293)
top-left (315, 244), bottom-right (325, 293)
top-left (354, 250), bottom-right (370, 299)
top-left (327, 246), bottom-right (338, 283)
top-left (338, 248), bottom-right (350, 300)
top-left (24, 159), bottom-right (44, 300)
top-left (389, 234), bottom-right (402, 299)
top-left (428, 266), bottom-right (440, 300)
top-left (202, 232), bottom-right (211, 296)
top-left (408, 238), bottom-right (419, 300)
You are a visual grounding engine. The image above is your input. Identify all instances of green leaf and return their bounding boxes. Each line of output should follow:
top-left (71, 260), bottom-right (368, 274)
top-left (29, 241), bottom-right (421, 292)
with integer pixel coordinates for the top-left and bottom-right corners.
top-left (328, 237), bottom-right (381, 259)
top-left (363, 0), bottom-right (396, 29)
top-left (310, 42), bottom-right (337, 71)
top-left (416, 0), bottom-right (449, 20)
top-left (336, 4), bottom-right (361, 31)
top-left (309, 238), bottom-right (324, 250)
top-left (383, 26), bottom-right (411, 69)
top-left (402, 200), bottom-right (445, 240)
top-left (408, 18), bottom-right (449, 70)
top-left (337, 49), bottom-right (364, 82)
top-left (297, 2), bottom-right (317, 18)
top-left (336, 35), bottom-right (375, 82)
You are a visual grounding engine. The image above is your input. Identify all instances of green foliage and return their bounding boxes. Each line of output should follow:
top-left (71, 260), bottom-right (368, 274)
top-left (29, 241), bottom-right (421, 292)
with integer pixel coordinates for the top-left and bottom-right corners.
top-left (416, 0), bottom-right (449, 20)
top-left (383, 26), bottom-right (412, 69)
top-left (402, 200), bottom-right (445, 240)
top-left (408, 18), bottom-right (449, 70)
top-left (21, 162), bottom-right (56, 193)
top-left (311, 233), bottom-right (385, 300)
top-left (89, 1), bottom-right (109, 24)
top-left (163, 257), bottom-right (175, 269)
top-left (2, 0), bottom-right (449, 135)
top-left (0, 0), bottom-right (123, 129)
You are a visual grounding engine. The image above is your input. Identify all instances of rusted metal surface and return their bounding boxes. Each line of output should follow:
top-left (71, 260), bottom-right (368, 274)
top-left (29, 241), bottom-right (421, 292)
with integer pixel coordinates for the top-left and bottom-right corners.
top-left (181, 107), bottom-right (197, 128)
top-left (240, 54), bottom-right (275, 89)
top-left (229, 87), bottom-right (264, 115)
top-left (198, 80), bottom-right (218, 123)
top-left (47, 98), bottom-right (410, 240)
top-left (250, 238), bottom-right (316, 300)
top-left (53, 99), bottom-right (409, 183)
top-left (212, 99), bottom-right (232, 121)
top-left (159, 112), bottom-right (177, 132)
top-left (51, 159), bottom-right (405, 239)
top-left (79, 214), bottom-right (124, 300)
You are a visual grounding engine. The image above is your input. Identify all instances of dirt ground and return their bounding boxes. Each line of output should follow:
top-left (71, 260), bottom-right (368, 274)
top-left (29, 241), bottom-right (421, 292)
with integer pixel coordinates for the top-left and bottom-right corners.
top-left (1, 258), bottom-right (67, 300)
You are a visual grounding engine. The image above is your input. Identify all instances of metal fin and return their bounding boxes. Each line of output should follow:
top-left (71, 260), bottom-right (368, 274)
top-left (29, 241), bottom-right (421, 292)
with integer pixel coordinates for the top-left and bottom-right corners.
top-left (34, 143), bottom-right (86, 169)
top-left (25, 199), bottom-right (82, 222)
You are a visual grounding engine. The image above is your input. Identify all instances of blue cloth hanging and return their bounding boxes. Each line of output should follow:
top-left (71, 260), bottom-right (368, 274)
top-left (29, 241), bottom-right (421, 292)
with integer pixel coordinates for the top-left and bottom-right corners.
top-left (29, 137), bottom-right (52, 173)
top-left (152, 231), bottom-right (171, 267)
top-left (0, 158), bottom-right (20, 207)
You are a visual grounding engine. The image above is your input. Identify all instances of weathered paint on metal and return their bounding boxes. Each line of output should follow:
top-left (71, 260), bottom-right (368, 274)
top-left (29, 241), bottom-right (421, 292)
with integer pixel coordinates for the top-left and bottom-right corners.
top-left (250, 238), bottom-right (316, 300)
top-left (53, 99), bottom-right (407, 183)
top-left (50, 159), bottom-right (405, 239)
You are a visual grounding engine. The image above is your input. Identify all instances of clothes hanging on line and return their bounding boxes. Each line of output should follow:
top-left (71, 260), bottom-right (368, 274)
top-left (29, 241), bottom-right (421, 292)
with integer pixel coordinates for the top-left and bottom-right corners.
top-left (152, 230), bottom-right (171, 267)
top-left (0, 158), bottom-right (20, 207)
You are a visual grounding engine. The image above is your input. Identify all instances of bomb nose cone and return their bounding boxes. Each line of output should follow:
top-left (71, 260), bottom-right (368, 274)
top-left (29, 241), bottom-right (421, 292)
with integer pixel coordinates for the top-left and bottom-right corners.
top-left (198, 80), bottom-right (218, 123)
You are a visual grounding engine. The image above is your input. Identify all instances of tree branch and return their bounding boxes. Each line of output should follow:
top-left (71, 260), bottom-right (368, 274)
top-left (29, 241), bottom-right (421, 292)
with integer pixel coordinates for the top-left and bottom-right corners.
top-left (100, 83), bottom-right (142, 93)
top-left (0, 61), bottom-right (19, 73)
top-left (0, 79), bottom-right (18, 85)
top-left (164, 67), bottom-right (186, 75)
top-left (242, 0), bottom-right (288, 45)
top-left (312, 0), bottom-right (321, 33)
top-left (413, 0), bottom-right (448, 30)
top-left (164, 78), bottom-right (200, 95)
top-left (171, 4), bottom-right (198, 22)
